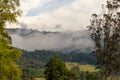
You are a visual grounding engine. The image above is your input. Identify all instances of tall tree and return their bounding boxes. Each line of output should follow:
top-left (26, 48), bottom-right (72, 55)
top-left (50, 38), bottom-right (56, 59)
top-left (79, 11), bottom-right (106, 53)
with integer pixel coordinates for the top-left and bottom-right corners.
top-left (44, 56), bottom-right (75, 80)
top-left (88, 0), bottom-right (120, 80)
top-left (0, 0), bottom-right (22, 80)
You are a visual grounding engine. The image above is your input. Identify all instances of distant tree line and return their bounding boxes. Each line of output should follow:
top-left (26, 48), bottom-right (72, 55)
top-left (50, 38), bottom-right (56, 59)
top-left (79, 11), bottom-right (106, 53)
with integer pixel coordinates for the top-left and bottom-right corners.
top-left (19, 50), bottom-right (97, 68)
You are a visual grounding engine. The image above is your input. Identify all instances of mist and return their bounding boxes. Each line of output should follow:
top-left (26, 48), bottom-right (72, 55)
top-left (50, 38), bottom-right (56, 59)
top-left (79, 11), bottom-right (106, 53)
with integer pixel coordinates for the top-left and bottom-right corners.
top-left (8, 28), bottom-right (94, 52)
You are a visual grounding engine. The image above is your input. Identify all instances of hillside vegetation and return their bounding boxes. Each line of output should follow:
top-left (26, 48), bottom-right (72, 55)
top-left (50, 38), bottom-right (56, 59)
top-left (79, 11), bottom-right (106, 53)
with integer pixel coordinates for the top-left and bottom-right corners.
top-left (20, 50), bottom-right (98, 79)
top-left (65, 62), bottom-right (98, 72)
top-left (22, 62), bottom-right (97, 79)
top-left (20, 50), bottom-right (97, 65)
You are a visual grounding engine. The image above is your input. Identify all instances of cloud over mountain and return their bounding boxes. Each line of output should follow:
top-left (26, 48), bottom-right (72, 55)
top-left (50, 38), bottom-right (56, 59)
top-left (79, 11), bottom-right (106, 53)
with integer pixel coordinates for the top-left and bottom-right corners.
top-left (7, 28), bottom-right (94, 52)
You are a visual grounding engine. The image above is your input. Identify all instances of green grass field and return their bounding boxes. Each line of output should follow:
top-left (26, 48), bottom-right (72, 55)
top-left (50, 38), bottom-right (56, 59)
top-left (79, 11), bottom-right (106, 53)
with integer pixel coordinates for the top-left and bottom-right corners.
top-left (35, 78), bottom-right (45, 80)
top-left (65, 62), bottom-right (98, 72)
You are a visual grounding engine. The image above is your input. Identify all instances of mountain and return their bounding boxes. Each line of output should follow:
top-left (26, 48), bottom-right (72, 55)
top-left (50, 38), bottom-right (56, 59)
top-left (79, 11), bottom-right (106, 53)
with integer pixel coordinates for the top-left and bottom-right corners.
top-left (6, 28), bottom-right (94, 52)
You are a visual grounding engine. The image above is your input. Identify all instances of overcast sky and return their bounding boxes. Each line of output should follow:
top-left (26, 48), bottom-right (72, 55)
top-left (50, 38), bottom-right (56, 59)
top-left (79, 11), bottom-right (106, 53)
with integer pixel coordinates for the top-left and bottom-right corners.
top-left (8, 0), bottom-right (106, 31)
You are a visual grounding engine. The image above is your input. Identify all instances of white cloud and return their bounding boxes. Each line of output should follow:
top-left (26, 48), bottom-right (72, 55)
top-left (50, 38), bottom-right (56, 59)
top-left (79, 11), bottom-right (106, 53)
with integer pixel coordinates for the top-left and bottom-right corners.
top-left (10, 29), bottom-right (94, 51)
top-left (8, 0), bottom-right (106, 31)
top-left (20, 0), bottom-right (43, 15)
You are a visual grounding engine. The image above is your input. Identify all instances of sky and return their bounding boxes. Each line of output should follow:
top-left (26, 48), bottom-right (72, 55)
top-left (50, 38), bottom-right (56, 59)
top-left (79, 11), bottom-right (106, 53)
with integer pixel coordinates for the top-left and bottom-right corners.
top-left (7, 0), bottom-right (107, 51)
top-left (8, 0), bottom-right (106, 31)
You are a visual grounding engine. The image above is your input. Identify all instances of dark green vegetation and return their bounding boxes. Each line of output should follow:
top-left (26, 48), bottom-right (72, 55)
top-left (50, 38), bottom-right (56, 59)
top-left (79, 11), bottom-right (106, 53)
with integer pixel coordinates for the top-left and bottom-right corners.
top-left (88, 0), bottom-right (120, 80)
top-left (21, 50), bottom-right (97, 65)
top-left (0, 0), bottom-right (22, 80)
top-left (19, 50), bottom-right (97, 79)
top-left (79, 71), bottom-right (100, 80)
top-left (44, 56), bottom-right (75, 80)
top-left (22, 66), bottom-right (44, 80)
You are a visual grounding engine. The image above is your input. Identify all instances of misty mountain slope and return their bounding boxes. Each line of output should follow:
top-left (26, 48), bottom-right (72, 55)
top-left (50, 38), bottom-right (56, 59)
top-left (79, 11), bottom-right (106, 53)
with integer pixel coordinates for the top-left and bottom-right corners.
top-left (6, 28), bottom-right (94, 52)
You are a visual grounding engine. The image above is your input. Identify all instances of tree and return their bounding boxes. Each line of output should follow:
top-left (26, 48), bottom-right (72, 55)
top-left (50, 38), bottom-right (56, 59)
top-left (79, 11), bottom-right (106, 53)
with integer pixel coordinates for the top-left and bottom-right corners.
top-left (86, 72), bottom-right (100, 80)
top-left (71, 65), bottom-right (80, 80)
top-left (88, 0), bottom-right (120, 80)
top-left (44, 56), bottom-right (75, 80)
top-left (80, 71), bottom-right (87, 80)
top-left (30, 75), bottom-right (36, 80)
top-left (0, 0), bottom-right (22, 80)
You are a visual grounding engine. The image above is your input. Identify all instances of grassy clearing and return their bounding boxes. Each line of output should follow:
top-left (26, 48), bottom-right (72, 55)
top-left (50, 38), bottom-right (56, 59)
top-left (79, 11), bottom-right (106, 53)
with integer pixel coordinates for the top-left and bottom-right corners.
top-left (65, 62), bottom-right (98, 72)
top-left (35, 78), bottom-right (45, 80)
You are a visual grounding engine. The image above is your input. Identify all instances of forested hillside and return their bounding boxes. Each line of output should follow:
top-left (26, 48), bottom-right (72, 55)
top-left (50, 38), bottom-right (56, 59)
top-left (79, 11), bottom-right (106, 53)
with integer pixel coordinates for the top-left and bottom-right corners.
top-left (19, 50), bottom-right (97, 67)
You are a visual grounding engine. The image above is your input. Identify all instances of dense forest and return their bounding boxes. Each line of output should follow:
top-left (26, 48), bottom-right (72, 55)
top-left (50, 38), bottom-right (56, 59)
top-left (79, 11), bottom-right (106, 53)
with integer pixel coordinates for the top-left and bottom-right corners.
top-left (20, 50), bottom-right (97, 66)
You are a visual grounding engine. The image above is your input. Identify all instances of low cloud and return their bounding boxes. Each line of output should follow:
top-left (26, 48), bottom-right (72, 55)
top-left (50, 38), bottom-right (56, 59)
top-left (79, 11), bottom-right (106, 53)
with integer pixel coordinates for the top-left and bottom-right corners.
top-left (8, 28), bottom-right (94, 51)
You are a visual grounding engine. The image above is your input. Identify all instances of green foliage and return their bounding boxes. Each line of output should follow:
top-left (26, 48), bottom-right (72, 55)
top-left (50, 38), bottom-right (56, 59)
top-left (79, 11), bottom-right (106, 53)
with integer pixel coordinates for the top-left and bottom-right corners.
top-left (0, 0), bottom-right (21, 23)
top-left (71, 65), bottom-right (81, 80)
top-left (0, 0), bottom-right (22, 80)
top-left (21, 50), bottom-right (97, 65)
top-left (22, 66), bottom-right (44, 79)
top-left (86, 72), bottom-right (100, 80)
top-left (80, 71), bottom-right (100, 80)
top-left (29, 75), bottom-right (36, 80)
top-left (80, 72), bottom-right (87, 80)
top-left (0, 45), bottom-right (22, 80)
top-left (0, 27), bottom-right (22, 80)
top-left (44, 56), bottom-right (75, 80)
